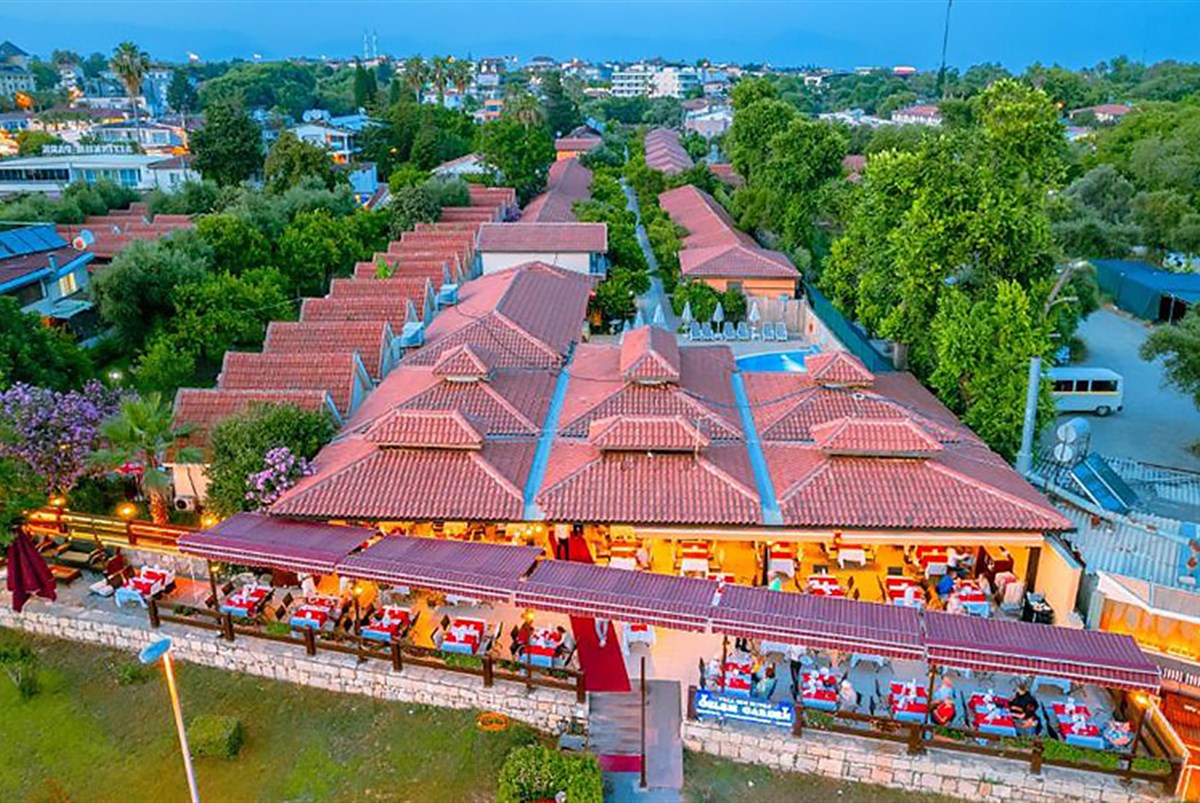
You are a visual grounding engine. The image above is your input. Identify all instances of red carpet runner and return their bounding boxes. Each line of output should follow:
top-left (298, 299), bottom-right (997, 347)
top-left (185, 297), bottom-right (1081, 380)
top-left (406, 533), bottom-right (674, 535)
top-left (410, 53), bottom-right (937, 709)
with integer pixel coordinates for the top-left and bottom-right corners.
top-left (564, 532), bottom-right (631, 692)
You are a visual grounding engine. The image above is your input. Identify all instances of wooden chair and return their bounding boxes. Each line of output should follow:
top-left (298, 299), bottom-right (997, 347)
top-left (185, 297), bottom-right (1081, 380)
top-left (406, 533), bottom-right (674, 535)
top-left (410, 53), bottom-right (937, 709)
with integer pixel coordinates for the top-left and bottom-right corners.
top-left (847, 575), bottom-right (856, 591)
top-left (852, 588), bottom-right (861, 601)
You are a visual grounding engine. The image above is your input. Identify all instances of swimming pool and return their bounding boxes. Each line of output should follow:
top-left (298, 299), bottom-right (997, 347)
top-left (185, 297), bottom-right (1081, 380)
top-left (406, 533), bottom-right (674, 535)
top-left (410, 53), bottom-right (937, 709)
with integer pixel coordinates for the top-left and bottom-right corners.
top-left (735, 348), bottom-right (819, 373)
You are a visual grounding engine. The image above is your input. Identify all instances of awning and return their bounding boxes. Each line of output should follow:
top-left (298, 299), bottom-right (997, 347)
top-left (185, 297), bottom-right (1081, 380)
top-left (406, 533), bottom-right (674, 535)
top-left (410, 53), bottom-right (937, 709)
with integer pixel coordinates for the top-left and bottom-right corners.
top-left (337, 537), bottom-right (543, 602)
top-left (924, 612), bottom-right (1161, 692)
top-left (515, 561), bottom-right (719, 631)
top-left (710, 585), bottom-right (925, 661)
top-left (177, 513), bottom-right (373, 575)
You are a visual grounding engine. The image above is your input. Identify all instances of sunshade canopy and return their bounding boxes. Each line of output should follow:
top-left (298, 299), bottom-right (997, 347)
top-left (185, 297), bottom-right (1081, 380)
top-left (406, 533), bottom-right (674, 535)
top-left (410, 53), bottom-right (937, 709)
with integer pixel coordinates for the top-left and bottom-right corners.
top-left (178, 513), bottom-right (373, 575)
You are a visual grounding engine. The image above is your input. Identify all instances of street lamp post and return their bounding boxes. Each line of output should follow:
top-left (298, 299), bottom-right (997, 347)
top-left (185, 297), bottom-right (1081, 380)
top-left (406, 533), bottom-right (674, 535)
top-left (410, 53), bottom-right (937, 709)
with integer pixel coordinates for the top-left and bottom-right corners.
top-left (139, 637), bottom-right (201, 803)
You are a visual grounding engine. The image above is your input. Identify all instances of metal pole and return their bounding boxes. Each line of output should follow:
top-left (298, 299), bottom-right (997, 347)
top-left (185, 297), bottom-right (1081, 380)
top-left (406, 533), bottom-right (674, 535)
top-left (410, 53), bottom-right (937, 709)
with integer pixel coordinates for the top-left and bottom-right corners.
top-left (1015, 356), bottom-right (1042, 475)
top-left (162, 653), bottom-right (201, 803)
top-left (640, 655), bottom-right (648, 790)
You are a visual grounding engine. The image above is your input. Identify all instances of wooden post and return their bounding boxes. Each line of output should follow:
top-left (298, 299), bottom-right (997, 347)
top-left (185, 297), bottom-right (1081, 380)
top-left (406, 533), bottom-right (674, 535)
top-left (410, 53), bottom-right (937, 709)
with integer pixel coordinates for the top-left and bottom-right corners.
top-left (1031, 738), bottom-right (1044, 775)
top-left (525, 649), bottom-right (534, 692)
top-left (221, 612), bottom-right (235, 641)
top-left (1126, 694), bottom-right (1149, 782)
top-left (390, 641), bottom-right (403, 672)
top-left (640, 655), bottom-right (648, 790)
top-left (792, 700), bottom-right (804, 737)
top-left (575, 671), bottom-right (586, 704)
top-left (147, 596), bottom-right (161, 628)
top-left (720, 635), bottom-right (728, 694)
top-left (924, 665), bottom-right (938, 727)
top-left (303, 626), bottom-right (316, 656)
top-left (686, 685), bottom-right (697, 721)
top-left (483, 654), bottom-right (494, 688)
top-left (206, 561), bottom-right (220, 608)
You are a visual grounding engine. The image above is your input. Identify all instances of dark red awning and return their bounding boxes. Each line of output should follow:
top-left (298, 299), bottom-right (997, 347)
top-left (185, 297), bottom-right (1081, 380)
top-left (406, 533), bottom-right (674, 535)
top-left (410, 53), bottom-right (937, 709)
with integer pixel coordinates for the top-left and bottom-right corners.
top-left (711, 585), bottom-right (925, 661)
top-left (178, 514), bottom-right (373, 575)
top-left (515, 562), bottom-right (719, 631)
top-left (924, 612), bottom-right (1161, 692)
top-left (337, 537), bottom-right (543, 602)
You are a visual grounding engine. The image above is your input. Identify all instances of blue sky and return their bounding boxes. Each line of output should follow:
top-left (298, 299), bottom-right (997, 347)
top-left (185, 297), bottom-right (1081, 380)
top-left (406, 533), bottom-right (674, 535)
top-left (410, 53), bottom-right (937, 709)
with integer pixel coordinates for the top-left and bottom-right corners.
top-left (4, 1), bottom-right (1197, 70)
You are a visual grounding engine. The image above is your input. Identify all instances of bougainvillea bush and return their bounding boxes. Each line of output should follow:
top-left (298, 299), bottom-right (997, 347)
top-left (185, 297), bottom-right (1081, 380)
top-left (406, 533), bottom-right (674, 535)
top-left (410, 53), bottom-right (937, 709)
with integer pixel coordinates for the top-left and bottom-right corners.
top-left (244, 446), bottom-right (312, 509)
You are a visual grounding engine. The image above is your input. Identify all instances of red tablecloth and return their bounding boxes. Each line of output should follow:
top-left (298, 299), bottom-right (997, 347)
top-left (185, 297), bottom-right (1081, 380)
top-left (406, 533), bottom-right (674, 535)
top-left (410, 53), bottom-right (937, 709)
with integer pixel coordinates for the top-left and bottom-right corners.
top-left (610, 542), bottom-right (637, 558)
top-left (680, 542), bottom-right (709, 560)
top-left (292, 606), bottom-right (329, 626)
top-left (974, 710), bottom-right (1016, 730)
top-left (956, 585), bottom-right (988, 604)
top-left (445, 618), bottom-right (487, 650)
top-left (1060, 720), bottom-right (1101, 739)
top-left (969, 693), bottom-right (1011, 711)
top-left (807, 575), bottom-right (844, 597)
top-left (890, 681), bottom-right (928, 699)
top-left (1052, 703), bottom-right (1092, 721)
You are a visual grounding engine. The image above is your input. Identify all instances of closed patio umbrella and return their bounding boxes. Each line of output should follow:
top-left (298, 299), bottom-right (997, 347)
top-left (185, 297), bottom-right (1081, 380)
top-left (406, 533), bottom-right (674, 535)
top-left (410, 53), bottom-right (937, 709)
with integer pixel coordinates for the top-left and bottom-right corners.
top-left (633, 308), bottom-right (645, 328)
top-left (6, 530), bottom-right (56, 612)
top-left (749, 301), bottom-right (761, 323)
top-left (681, 301), bottom-right (693, 325)
top-left (712, 301), bottom-right (725, 324)
top-left (652, 303), bottom-right (665, 327)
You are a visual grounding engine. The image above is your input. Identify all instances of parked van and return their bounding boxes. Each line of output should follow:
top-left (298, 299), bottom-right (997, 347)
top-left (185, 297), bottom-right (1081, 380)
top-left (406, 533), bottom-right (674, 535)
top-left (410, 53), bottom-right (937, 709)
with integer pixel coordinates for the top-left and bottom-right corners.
top-left (1048, 367), bottom-right (1124, 416)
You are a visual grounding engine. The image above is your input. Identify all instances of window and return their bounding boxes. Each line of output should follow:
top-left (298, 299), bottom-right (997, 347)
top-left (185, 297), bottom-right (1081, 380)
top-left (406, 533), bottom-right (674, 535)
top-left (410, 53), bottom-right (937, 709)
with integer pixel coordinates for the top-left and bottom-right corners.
top-left (1052, 380), bottom-right (1073, 393)
top-left (57, 272), bottom-right (78, 297)
top-left (1091, 379), bottom-right (1118, 393)
top-left (1074, 380), bottom-right (1091, 392)
top-left (119, 169), bottom-right (139, 187)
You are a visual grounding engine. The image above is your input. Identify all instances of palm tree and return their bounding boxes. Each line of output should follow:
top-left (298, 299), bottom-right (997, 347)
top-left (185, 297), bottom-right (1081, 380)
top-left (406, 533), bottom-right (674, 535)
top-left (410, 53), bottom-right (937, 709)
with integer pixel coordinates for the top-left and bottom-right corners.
top-left (90, 393), bottom-right (201, 525)
top-left (430, 55), bottom-right (450, 106)
top-left (506, 92), bottom-right (546, 128)
top-left (402, 55), bottom-right (426, 102)
top-left (449, 58), bottom-right (473, 102)
top-left (110, 41), bottom-right (150, 152)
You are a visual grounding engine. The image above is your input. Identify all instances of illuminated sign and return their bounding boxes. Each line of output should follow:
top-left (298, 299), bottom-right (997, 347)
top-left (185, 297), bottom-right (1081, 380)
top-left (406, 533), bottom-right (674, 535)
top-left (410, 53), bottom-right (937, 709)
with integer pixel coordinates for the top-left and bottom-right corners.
top-left (693, 688), bottom-right (795, 728)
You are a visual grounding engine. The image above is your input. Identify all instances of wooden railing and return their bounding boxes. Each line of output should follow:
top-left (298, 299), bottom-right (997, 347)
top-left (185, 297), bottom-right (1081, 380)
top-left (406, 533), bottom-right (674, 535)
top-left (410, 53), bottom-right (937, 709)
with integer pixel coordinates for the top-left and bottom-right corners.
top-left (25, 508), bottom-right (192, 555)
top-left (686, 685), bottom-right (1184, 794)
top-left (148, 597), bottom-right (587, 704)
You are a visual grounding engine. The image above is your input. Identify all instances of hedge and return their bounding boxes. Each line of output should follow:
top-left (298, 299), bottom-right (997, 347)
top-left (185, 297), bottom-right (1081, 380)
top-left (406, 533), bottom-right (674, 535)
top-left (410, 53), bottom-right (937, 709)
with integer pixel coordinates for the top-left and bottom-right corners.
top-left (187, 714), bottom-right (245, 760)
top-left (496, 745), bottom-right (603, 803)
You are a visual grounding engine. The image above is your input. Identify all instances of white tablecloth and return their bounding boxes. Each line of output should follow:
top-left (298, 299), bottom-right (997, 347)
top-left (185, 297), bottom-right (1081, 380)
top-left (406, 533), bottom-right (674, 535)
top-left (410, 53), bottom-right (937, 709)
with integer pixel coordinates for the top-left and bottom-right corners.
top-left (838, 547), bottom-right (867, 568)
top-left (609, 557), bottom-right (637, 571)
top-left (680, 557), bottom-right (708, 574)
top-left (768, 557), bottom-right (795, 577)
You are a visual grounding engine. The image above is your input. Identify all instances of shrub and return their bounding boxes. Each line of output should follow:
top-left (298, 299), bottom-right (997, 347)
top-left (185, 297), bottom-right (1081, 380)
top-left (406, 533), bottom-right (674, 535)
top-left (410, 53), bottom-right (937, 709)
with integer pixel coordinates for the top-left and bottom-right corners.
top-left (0, 636), bottom-right (40, 700)
top-left (496, 745), bottom-right (602, 803)
top-left (187, 714), bottom-right (245, 760)
top-left (113, 661), bottom-right (153, 686)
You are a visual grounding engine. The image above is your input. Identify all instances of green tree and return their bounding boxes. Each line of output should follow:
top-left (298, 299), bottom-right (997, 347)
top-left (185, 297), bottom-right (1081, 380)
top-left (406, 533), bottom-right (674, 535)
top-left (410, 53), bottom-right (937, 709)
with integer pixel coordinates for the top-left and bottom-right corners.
top-left (92, 235), bottom-right (212, 351)
top-left (194, 214), bottom-right (273, 275)
top-left (353, 61), bottom-right (378, 108)
top-left (80, 52), bottom-right (107, 79)
top-left (204, 403), bottom-right (336, 516)
top-left (388, 163), bottom-right (430, 192)
top-left (166, 268), bottom-right (291, 365)
top-left (730, 76), bottom-right (777, 110)
top-left (167, 70), bottom-right (198, 115)
top-left (263, 131), bottom-right (340, 193)
top-left (1131, 190), bottom-right (1192, 251)
top-left (0, 457), bottom-right (46, 541)
top-left (402, 56), bottom-right (426, 102)
top-left (277, 209), bottom-right (366, 295)
top-left (109, 42), bottom-right (150, 149)
top-left (1141, 308), bottom-right (1200, 407)
top-left (929, 281), bottom-right (1056, 460)
top-left (385, 184), bottom-right (441, 239)
top-left (133, 334), bottom-right (197, 398)
top-left (478, 115), bottom-right (555, 204)
top-left (725, 99), bottom-right (797, 180)
top-left (15, 130), bottom-right (62, 156)
top-left (542, 71), bottom-right (580, 135)
top-left (90, 394), bottom-right (202, 524)
top-left (192, 98), bottom-right (264, 187)
top-left (0, 298), bottom-right (92, 390)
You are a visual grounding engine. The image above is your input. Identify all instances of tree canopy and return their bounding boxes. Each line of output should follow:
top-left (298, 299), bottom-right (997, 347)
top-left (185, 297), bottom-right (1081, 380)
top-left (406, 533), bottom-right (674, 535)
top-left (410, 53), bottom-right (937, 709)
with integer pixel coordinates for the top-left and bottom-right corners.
top-left (191, 99), bottom-right (264, 187)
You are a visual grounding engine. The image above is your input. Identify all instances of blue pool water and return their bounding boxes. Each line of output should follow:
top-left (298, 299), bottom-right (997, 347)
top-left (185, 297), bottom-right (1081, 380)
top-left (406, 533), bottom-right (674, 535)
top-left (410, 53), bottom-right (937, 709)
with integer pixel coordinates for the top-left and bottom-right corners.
top-left (735, 348), bottom-right (818, 373)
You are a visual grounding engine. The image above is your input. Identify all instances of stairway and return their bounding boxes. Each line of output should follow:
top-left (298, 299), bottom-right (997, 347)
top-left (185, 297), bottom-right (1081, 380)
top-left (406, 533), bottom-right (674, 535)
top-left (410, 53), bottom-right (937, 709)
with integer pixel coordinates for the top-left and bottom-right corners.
top-left (588, 680), bottom-right (683, 802)
top-left (570, 615), bottom-right (631, 692)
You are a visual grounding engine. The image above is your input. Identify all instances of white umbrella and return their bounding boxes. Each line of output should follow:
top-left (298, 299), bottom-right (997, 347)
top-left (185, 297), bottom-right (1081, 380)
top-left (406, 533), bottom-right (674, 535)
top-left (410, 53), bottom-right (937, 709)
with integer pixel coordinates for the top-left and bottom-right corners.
top-left (681, 301), bottom-right (693, 325)
top-left (633, 308), bottom-right (645, 328)
top-left (621, 319), bottom-right (631, 334)
top-left (712, 302), bottom-right (725, 324)
top-left (749, 301), bottom-right (761, 323)
top-left (652, 303), bottom-right (665, 327)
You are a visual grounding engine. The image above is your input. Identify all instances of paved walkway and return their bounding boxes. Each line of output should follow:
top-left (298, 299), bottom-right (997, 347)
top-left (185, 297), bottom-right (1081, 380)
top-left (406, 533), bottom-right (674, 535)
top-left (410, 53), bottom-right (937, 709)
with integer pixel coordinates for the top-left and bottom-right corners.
top-left (621, 177), bottom-right (678, 330)
top-left (1063, 308), bottom-right (1200, 470)
top-left (590, 678), bottom-right (683, 803)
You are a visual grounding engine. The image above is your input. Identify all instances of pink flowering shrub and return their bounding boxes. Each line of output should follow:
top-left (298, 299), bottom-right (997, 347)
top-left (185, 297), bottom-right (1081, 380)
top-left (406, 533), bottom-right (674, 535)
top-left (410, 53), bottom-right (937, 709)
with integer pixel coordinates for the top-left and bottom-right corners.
top-left (244, 446), bottom-right (312, 509)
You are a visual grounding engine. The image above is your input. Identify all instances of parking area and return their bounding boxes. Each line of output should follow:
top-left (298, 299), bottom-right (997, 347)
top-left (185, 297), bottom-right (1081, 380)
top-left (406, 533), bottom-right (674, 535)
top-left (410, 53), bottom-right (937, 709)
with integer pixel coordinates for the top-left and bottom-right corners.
top-left (1057, 308), bottom-right (1200, 471)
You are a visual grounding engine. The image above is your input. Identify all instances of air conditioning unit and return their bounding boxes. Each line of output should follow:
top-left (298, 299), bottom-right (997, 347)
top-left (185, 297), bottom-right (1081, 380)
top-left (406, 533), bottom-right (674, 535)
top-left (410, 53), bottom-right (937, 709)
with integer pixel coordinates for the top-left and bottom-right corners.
top-left (174, 495), bottom-right (197, 512)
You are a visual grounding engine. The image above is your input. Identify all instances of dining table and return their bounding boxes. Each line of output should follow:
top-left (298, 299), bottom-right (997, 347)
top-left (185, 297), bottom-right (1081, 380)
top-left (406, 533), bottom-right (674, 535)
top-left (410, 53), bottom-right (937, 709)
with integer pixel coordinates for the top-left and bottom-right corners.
top-left (623, 622), bottom-right (655, 650)
top-left (1051, 702), bottom-right (1092, 722)
top-left (974, 707), bottom-right (1018, 737)
top-left (767, 545), bottom-right (796, 576)
top-left (678, 541), bottom-right (710, 575)
top-left (798, 671), bottom-right (839, 711)
top-left (220, 584), bottom-right (272, 618)
top-left (361, 606), bottom-right (412, 643)
top-left (807, 574), bottom-right (844, 597)
top-left (889, 681), bottom-right (928, 723)
top-left (1061, 719), bottom-right (1106, 750)
top-left (886, 577), bottom-right (925, 608)
top-left (954, 581), bottom-right (991, 616)
top-left (609, 542), bottom-right (638, 570)
top-left (524, 626), bottom-right (564, 668)
top-left (442, 616), bottom-right (488, 655)
top-left (289, 595), bottom-right (341, 631)
top-left (115, 566), bottom-right (174, 608)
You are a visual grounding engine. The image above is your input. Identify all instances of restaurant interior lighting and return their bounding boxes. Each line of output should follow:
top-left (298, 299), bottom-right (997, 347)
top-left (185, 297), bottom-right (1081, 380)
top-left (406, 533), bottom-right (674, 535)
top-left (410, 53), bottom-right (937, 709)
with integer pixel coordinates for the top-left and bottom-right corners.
top-left (49, 495), bottom-right (67, 508)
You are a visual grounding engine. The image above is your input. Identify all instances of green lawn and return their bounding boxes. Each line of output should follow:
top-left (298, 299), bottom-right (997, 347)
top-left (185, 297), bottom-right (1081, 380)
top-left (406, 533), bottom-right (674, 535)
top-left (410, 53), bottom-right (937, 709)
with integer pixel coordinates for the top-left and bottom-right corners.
top-left (683, 752), bottom-right (960, 803)
top-left (2, 630), bottom-right (960, 803)
top-left (0, 631), bottom-right (542, 803)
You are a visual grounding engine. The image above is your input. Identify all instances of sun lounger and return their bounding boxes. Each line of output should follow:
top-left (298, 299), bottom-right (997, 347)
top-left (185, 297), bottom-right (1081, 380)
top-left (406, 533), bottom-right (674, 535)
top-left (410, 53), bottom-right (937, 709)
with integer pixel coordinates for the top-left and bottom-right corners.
top-left (700, 322), bottom-right (714, 340)
top-left (775, 322), bottom-right (788, 341)
top-left (736, 321), bottom-right (750, 340)
top-left (722, 322), bottom-right (736, 340)
top-left (763, 325), bottom-right (776, 342)
top-left (689, 321), bottom-right (702, 341)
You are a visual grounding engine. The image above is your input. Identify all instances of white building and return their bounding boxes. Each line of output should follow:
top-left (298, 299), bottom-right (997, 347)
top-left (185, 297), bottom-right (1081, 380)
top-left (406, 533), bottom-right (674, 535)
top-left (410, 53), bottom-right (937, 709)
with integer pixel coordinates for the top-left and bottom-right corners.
top-left (0, 152), bottom-right (198, 194)
top-left (476, 223), bottom-right (608, 276)
top-left (891, 104), bottom-right (943, 126)
top-left (611, 65), bottom-right (654, 98)
top-left (650, 67), bottom-right (702, 99)
top-left (290, 121), bottom-right (356, 162)
top-left (91, 120), bottom-right (186, 153)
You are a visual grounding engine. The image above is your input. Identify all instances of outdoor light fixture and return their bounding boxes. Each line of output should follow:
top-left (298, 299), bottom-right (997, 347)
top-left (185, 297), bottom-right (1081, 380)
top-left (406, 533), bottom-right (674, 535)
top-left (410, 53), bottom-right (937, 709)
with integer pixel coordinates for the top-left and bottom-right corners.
top-left (48, 495), bottom-right (66, 508)
top-left (138, 637), bottom-right (201, 803)
top-left (116, 502), bottom-right (137, 520)
top-left (200, 513), bottom-right (219, 529)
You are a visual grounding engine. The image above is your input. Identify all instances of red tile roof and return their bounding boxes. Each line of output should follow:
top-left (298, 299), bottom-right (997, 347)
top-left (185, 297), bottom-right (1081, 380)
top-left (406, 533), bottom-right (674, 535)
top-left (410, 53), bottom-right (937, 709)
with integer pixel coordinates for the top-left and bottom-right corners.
top-left (365, 409), bottom-right (485, 449)
top-left (643, 128), bottom-right (694, 174)
top-left (0, 245), bottom-right (86, 287)
top-left (218, 351), bottom-right (364, 417)
top-left (709, 163), bottom-right (743, 188)
top-left (679, 243), bottom-right (797, 280)
top-left (810, 417), bottom-right (945, 457)
top-left (588, 414), bottom-right (710, 452)
top-left (58, 213), bottom-right (194, 262)
top-left (805, 351), bottom-right (876, 386)
top-left (172, 388), bottom-right (335, 450)
top-left (300, 296), bottom-right (415, 329)
top-left (619, 325), bottom-right (681, 383)
top-left (263, 320), bottom-right (393, 380)
top-left (522, 158), bottom-right (593, 223)
top-left (328, 276), bottom-right (433, 304)
top-left (432, 343), bottom-right (496, 379)
top-left (478, 222), bottom-right (607, 253)
top-left (555, 136), bottom-right (603, 152)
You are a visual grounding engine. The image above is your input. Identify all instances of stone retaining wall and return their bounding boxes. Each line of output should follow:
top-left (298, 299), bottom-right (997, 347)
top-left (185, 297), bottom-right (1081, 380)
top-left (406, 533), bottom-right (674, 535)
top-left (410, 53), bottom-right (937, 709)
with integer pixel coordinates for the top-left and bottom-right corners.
top-left (0, 600), bottom-right (586, 735)
top-left (682, 719), bottom-right (1165, 803)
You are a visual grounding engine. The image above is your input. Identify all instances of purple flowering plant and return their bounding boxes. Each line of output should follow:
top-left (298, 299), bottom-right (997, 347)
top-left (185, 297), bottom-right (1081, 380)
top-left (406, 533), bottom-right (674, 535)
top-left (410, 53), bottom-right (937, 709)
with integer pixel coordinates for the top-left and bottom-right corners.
top-left (244, 446), bottom-right (312, 509)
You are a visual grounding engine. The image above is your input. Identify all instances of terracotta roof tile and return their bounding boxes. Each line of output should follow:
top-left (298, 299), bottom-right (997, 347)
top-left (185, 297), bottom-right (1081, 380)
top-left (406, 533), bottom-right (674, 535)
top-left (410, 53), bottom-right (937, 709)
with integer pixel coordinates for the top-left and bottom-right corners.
top-left (432, 343), bottom-right (497, 379)
top-left (522, 159), bottom-right (592, 223)
top-left (263, 320), bottom-right (393, 380)
top-left (810, 417), bottom-right (945, 457)
top-left (587, 414), bottom-right (710, 452)
top-left (478, 222), bottom-right (607, 253)
top-left (365, 409), bottom-right (485, 449)
top-left (679, 243), bottom-right (797, 280)
top-left (805, 352), bottom-right (875, 386)
top-left (620, 326), bottom-right (681, 383)
top-left (643, 128), bottom-right (694, 174)
top-left (218, 351), bottom-right (363, 417)
top-left (555, 136), bottom-right (603, 152)
top-left (172, 388), bottom-right (334, 450)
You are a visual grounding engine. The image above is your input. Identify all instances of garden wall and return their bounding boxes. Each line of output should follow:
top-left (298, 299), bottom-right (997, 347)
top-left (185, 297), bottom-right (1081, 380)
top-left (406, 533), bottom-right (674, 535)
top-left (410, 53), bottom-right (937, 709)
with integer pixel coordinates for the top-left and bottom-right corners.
top-left (682, 719), bottom-right (1165, 803)
top-left (0, 598), bottom-right (587, 735)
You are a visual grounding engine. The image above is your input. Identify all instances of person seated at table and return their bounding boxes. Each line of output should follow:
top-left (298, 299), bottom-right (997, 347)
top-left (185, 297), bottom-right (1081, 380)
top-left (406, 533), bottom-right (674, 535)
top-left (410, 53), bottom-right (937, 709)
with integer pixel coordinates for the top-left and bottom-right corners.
top-left (751, 665), bottom-right (777, 700)
top-left (767, 572), bottom-right (785, 592)
top-left (945, 594), bottom-right (965, 616)
top-left (511, 621), bottom-right (533, 658)
top-left (936, 572), bottom-right (956, 598)
top-left (931, 697), bottom-right (956, 727)
top-left (1104, 720), bottom-right (1134, 749)
top-left (555, 625), bottom-right (575, 657)
top-left (839, 678), bottom-right (859, 711)
top-left (1009, 684), bottom-right (1041, 734)
top-left (635, 545), bottom-right (651, 570)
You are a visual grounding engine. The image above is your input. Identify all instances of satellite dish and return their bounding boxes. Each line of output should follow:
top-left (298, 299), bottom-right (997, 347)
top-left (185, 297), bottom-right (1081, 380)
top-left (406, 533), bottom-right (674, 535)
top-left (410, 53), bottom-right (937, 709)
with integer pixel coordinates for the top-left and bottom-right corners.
top-left (1055, 417), bottom-right (1091, 444)
top-left (71, 229), bottom-right (94, 250)
top-left (1052, 442), bottom-right (1076, 463)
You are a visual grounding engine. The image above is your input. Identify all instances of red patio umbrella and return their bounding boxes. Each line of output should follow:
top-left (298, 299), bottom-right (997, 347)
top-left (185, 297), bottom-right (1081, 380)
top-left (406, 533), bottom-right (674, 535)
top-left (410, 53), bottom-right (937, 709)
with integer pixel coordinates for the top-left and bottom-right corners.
top-left (6, 530), bottom-right (57, 612)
